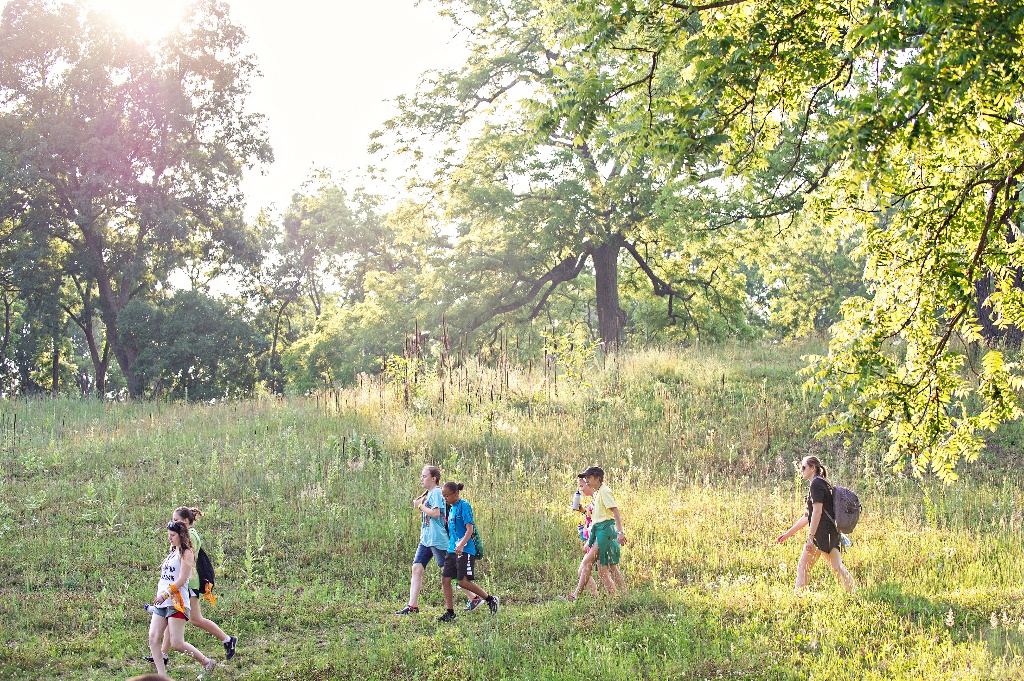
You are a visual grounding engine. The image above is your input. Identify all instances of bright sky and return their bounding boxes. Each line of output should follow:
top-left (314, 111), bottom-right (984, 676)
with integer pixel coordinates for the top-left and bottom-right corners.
top-left (77, 0), bottom-right (468, 218)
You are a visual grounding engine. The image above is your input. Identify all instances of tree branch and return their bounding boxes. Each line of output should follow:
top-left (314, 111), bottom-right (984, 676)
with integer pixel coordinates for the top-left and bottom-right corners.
top-left (467, 253), bottom-right (588, 332)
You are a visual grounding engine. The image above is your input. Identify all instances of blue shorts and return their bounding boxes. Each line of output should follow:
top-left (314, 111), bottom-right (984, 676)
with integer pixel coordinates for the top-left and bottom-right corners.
top-left (414, 544), bottom-right (446, 567)
top-left (149, 605), bottom-right (190, 620)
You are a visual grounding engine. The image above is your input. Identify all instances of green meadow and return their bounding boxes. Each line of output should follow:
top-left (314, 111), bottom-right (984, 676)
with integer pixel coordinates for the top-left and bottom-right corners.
top-left (2, 342), bottom-right (1023, 680)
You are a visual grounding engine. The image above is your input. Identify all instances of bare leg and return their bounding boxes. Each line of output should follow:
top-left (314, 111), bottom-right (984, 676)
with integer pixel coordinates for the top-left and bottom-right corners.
top-left (597, 565), bottom-right (618, 596)
top-left (457, 577), bottom-right (489, 600)
top-left (442, 578), bottom-right (455, 610)
top-left (822, 549), bottom-right (856, 593)
top-left (166, 617), bottom-right (211, 666)
top-left (148, 614), bottom-right (172, 679)
top-left (408, 563), bottom-right (426, 608)
top-left (189, 596), bottom-right (228, 641)
top-left (580, 558), bottom-right (599, 596)
top-left (571, 545), bottom-right (599, 598)
top-left (795, 542), bottom-right (821, 593)
top-left (608, 565), bottom-right (626, 593)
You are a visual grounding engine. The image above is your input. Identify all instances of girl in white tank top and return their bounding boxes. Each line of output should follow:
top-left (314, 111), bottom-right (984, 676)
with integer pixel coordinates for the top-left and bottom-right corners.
top-left (145, 520), bottom-right (217, 678)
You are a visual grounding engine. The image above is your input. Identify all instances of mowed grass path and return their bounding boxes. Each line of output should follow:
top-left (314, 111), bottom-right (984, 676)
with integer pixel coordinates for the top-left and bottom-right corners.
top-left (2, 343), bottom-right (1023, 680)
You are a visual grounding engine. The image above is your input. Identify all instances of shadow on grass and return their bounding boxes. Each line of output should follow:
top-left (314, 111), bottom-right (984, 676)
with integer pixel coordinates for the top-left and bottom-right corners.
top-left (862, 581), bottom-right (1024, 660)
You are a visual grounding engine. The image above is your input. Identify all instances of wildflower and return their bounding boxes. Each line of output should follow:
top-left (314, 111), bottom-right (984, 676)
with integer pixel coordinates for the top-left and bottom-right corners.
top-left (945, 609), bottom-right (954, 627)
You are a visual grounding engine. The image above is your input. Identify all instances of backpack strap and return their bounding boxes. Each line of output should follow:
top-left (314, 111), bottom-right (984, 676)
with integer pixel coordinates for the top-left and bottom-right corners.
top-left (819, 477), bottom-right (840, 529)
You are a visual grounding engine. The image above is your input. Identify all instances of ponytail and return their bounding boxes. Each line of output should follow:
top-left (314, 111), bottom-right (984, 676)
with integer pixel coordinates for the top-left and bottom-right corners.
top-left (174, 507), bottom-right (204, 524)
top-left (804, 456), bottom-right (827, 479)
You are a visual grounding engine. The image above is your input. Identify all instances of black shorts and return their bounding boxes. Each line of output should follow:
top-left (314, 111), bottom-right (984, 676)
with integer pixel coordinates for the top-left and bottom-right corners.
top-left (812, 527), bottom-right (841, 554)
top-left (442, 552), bottom-right (476, 581)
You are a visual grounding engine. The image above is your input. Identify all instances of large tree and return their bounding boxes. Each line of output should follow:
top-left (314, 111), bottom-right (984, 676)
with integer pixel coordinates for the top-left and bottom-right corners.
top-left (380, 0), bottom-right (754, 349)
top-left (0, 0), bottom-right (271, 397)
top-left (538, 0), bottom-right (1024, 477)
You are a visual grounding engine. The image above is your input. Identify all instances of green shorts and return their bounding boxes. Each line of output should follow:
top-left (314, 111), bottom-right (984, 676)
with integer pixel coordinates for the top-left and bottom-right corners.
top-left (587, 519), bottom-right (621, 566)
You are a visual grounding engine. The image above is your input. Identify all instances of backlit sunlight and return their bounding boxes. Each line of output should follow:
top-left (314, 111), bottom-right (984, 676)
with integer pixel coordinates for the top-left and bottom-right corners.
top-left (86, 0), bottom-right (190, 42)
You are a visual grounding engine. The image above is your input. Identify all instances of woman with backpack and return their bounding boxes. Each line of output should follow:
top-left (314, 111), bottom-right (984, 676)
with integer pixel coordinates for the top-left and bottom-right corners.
top-left (146, 520), bottom-right (217, 678)
top-left (151, 507), bottom-right (237, 665)
top-left (437, 482), bottom-right (499, 622)
top-left (776, 456), bottom-right (855, 594)
top-left (395, 465), bottom-right (448, 615)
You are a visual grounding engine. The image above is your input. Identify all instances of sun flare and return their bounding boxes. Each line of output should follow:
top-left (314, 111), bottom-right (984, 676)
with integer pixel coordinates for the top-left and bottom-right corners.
top-left (85, 0), bottom-right (191, 42)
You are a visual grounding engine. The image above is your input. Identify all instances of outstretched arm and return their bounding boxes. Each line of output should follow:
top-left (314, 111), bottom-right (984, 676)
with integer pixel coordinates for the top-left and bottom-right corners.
top-left (776, 516), bottom-right (808, 543)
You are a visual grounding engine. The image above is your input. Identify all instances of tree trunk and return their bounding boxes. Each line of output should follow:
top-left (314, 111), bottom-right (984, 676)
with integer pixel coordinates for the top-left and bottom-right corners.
top-left (70, 307), bottom-right (109, 396)
top-left (51, 334), bottom-right (60, 395)
top-left (0, 291), bottom-right (10, 362)
top-left (81, 323), bottom-right (109, 396)
top-left (975, 273), bottom-right (1024, 350)
top-left (96, 290), bottom-right (144, 397)
top-left (592, 236), bottom-right (624, 349)
top-left (269, 299), bottom-right (290, 395)
top-left (78, 224), bottom-right (145, 397)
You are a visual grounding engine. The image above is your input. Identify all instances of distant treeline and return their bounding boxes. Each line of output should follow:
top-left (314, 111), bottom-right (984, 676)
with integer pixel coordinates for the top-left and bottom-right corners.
top-left (4, 0), bottom-right (1024, 479)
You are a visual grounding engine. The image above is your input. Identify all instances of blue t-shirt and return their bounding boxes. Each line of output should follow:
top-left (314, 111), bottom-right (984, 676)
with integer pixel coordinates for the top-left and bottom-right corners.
top-left (447, 499), bottom-right (477, 556)
top-left (420, 487), bottom-right (449, 550)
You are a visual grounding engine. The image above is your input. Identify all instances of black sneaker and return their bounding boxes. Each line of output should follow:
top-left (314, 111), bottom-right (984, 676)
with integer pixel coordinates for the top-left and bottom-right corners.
top-left (395, 605), bottom-right (420, 615)
top-left (437, 610), bottom-right (457, 623)
top-left (144, 654), bottom-right (169, 664)
top-left (486, 595), bottom-right (500, 614)
top-left (464, 597), bottom-right (483, 612)
top-left (223, 635), bottom-right (237, 660)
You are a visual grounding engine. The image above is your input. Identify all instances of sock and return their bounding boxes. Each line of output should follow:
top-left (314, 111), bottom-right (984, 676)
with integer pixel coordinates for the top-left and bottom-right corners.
top-left (222, 635), bottom-right (231, 643)
top-left (447, 609), bottom-right (455, 615)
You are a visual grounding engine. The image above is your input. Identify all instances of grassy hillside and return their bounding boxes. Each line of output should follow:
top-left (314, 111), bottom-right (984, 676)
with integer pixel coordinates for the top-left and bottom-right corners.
top-left (2, 342), bottom-right (1023, 680)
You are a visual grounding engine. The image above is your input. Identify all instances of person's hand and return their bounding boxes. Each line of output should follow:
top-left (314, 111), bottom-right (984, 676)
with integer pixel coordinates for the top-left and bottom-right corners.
top-left (412, 498), bottom-right (421, 509)
top-left (616, 531), bottom-right (626, 545)
top-left (455, 540), bottom-right (466, 556)
top-left (776, 533), bottom-right (788, 544)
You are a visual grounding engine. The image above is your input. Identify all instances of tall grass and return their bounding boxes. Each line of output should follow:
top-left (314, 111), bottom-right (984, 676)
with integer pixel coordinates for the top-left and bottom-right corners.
top-left (1, 341), bottom-right (1022, 680)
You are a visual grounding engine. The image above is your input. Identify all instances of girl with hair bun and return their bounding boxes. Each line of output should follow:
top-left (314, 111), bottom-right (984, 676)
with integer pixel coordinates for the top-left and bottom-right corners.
top-left (777, 456), bottom-right (855, 594)
top-left (150, 507), bottom-right (237, 665)
top-left (437, 482), bottom-right (499, 622)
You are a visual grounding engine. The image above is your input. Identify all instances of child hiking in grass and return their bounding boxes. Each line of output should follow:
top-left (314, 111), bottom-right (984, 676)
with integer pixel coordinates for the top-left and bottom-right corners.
top-left (571, 466), bottom-right (626, 598)
top-left (437, 482), bottom-right (499, 622)
top-left (777, 456), bottom-right (855, 594)
top-left (396, 465), bottom-right (448, 615)
top-left (145, 520), bottom-right (217, 679)
top-left (566, 477), bottom-right (600, 600)
top-left (149, 507), bottom-right (237, 666)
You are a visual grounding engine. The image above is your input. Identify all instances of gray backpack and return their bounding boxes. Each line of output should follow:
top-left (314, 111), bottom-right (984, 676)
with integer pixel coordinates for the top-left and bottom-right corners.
top-left (826, 484), bottom-right (863, 534)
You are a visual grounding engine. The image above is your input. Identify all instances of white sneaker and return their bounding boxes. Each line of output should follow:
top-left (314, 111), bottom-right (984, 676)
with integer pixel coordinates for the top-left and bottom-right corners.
top-left (203, 658), bottom-right (218, 672)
